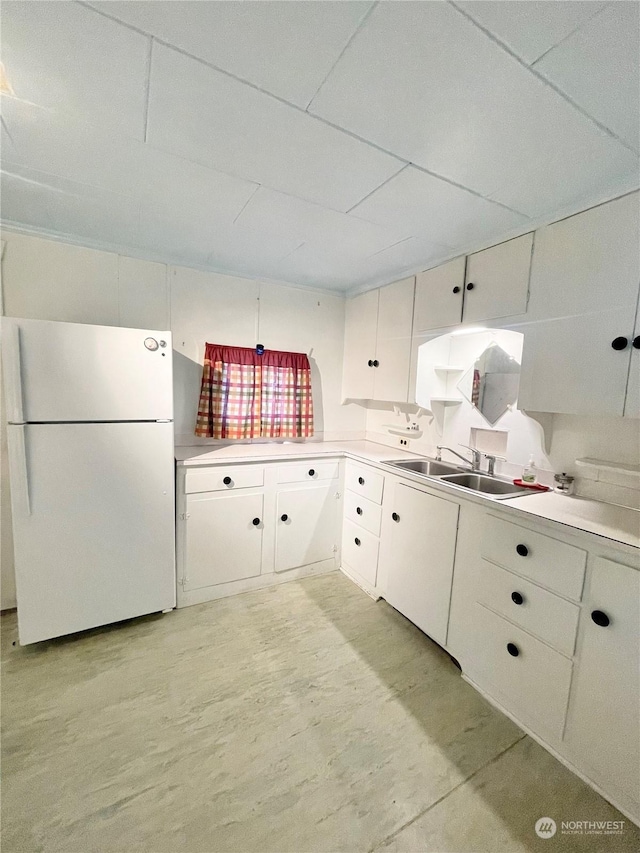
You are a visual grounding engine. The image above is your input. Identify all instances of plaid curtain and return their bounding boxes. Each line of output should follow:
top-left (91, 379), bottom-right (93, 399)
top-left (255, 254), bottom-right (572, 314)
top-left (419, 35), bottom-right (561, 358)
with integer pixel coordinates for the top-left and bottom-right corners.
top-left (195, 344), bottom-right (314, 439)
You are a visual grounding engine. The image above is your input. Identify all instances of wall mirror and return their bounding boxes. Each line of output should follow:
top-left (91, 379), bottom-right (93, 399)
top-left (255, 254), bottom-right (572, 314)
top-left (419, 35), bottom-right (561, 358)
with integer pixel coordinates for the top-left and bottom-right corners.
top-left (457, 342), bottom-right (520, 426)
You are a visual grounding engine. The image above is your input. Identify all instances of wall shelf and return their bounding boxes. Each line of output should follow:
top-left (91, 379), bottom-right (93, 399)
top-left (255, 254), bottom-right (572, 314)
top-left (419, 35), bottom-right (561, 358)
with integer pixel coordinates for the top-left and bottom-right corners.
top-left (433, 365), bottom-right (465, 373)
top-left (430, 397), bottom-right (462, 405)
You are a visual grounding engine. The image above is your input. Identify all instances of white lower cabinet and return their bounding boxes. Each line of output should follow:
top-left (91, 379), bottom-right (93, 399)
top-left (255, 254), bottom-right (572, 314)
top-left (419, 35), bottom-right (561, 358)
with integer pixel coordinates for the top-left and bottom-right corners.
top-left (382, 482), bottom-right (459, 646)
top-left (564, 556), bottom-right (640, 819)
top-left (448, 503), bottom-right (640, 824)
top-left (275, 484), bottom-right (339, 573)
top-left (177, 458), bottom-right (341, 606)
top-left (183, 491), bottom-right (264, 591)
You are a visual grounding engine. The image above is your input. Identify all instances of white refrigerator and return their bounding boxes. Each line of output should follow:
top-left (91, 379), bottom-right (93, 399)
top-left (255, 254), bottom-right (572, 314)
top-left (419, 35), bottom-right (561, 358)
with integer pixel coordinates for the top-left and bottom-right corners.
top-left (2, 317), bottom-right (176, 645)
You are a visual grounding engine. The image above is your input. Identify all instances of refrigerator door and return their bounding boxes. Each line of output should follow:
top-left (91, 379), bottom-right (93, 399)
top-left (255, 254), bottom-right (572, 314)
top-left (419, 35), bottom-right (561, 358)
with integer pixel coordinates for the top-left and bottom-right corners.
top-left (2, 317), bottom-right (173, 422)
top-left (7, 421), bottom-right (176, 644)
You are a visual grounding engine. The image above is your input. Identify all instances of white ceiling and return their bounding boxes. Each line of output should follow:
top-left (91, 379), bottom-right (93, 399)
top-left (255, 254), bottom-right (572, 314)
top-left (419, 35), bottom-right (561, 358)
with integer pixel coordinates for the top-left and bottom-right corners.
top-left (1, 0), bottom-right (638, 293)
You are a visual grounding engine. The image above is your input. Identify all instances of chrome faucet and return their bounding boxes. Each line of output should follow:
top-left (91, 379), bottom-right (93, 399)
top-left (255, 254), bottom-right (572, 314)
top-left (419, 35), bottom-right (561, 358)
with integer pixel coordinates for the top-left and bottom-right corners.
top-left (436, 445), bottom-right (482, 471)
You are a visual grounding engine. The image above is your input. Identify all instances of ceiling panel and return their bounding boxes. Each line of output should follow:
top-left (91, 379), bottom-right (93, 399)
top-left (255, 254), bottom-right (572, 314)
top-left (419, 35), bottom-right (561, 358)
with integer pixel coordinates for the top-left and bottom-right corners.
top-left (1, 1), bottom-right (150, 140)
top-left (309, 2), bottom-right (636, 204)
top-left (146, 43), bottom-right (403, 212)
top-left (0, 98), bottom-right (259, 227)
top-left (88, 0), bottom-right (372, 108)
top-left (0, 166), bottom-right (141, 247)
top-left (234, 187), bottom-right (411, 258)
top-left (350, 167), bottom-right (527, 249)
top-left (455, 1), bottom-right (607, 65)
top-left (534, 2), bottom-right (640, 151)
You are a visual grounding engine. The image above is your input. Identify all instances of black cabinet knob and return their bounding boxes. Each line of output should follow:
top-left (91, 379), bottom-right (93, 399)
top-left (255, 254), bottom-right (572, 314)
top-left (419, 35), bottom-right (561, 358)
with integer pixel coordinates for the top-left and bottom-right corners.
top-left (591, 609), bottom-right (610, 627)
top-left (356, 506), bottom-right (363, 515)
top-left (280, 514), bottom-right (288, 522)
top-left (358, 476), bottom-right (365, 485)
top-left (452, 286), bottom-right (460, 294)
top-left (392, 512), bottom-right (400, 522)
top-left (507, 642), bottom-right (519, 657)
top-left (367, 359), bottom-right (374, 367)
top-left (308, 468), bottom-right (315, 477)
top-left (252, 518), bottom-right (261, 526)
top-left (633, 336), bottom-right (640, 350)
top-left (373, 359), bottom-right (379, 367)
top-left (511, 591), bottom-right (524, 606)
top-left (516, 544), bottom-right (529, 557)
top-left (354, 537), bottom-right (361, 546)
top-left (466, 282), bottom-right (474, 291)
top-left (223, 476), bottom-right (232, 485)
top-left (611, 336), bottom-right (629, 351)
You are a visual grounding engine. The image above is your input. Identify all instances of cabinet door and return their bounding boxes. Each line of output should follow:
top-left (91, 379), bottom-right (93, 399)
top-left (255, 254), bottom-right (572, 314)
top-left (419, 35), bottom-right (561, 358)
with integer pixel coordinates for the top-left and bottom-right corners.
top-left (564, 557), bottom-right (640, 811)
top-left (463, 233), bottom-right (532, 324)
top-left (184, 491), bottom-right (264, 591)
top-left (341, 289), bottom-right (378, 399)
top-left (373, 276), bottom-right (415, 402)
top-left (624, 295), bottom-right (640, 418)
top-left (519, 193), bottom-right (639, 416)
top-left (384, 484), bottom-right (459, 645)
top-left (414, 257), bottom-right (465, 333)
top-left (275, 485), bottom-right (338, 573)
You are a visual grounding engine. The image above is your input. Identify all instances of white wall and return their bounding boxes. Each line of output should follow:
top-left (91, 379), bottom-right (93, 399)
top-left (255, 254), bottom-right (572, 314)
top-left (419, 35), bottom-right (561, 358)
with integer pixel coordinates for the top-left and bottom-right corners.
top-left (0, 229), bottom-right (366, 608)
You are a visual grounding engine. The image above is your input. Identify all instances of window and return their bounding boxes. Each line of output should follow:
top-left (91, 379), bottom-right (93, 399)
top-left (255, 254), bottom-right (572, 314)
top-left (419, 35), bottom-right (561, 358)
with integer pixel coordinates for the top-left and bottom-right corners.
top-left (195, 344), bottom-right (314, 439)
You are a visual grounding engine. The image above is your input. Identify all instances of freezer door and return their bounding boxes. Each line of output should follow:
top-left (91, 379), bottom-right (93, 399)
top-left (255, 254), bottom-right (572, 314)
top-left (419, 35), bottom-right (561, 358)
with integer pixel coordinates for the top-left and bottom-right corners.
top-left (2, 317), bottom-right (173, 422)
top-left (7, 422), bottom-right (176, 644)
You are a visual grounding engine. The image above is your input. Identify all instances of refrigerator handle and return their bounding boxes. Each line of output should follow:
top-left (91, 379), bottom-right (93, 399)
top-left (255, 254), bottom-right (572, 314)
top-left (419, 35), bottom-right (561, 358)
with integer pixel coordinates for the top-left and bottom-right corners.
top-left (8, 425), bottom-right (31, 516)
top-left (3, 323), bottom-right (25, 423)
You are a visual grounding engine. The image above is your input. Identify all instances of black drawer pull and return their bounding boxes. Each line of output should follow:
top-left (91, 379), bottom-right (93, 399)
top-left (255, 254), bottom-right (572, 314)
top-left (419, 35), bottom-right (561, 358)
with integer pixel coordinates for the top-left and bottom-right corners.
top-left (223, 476), bottom-right (232, 485)
top-left (516, 544), bottom-right (529, 557)
top-left (452, 286), bottom-right (460, 294)
top-left (591, 609), bottom-right (610, 627)
top-left (372, 359), bottom-right (379, 367)
top-left (466, 282), bottom-right (474, 291)
top-left (280, 514), bottom-right (288, 522)
top-left (354, 537), bottom-right (361, 546)
top-left (367, 359), bottom-right (374, 367)
top-left (611, 336), bottom-right (628, 351)
top-left (252, 518), bottom-right (261, 526)
top-left (507, 642), bottom-right (519, 657)
top-left (392, 512), bottom-right (400, 522)
top-left (358, 476), bottom-right (365, 485)
top-left (308, 468), bottom-right (315, 477)
top-left (633, 336), bottom-right (640, 350)
top-left (511, 591), bottom-right (524, 605)
top-left (356, 506), bottom-right (363, 515)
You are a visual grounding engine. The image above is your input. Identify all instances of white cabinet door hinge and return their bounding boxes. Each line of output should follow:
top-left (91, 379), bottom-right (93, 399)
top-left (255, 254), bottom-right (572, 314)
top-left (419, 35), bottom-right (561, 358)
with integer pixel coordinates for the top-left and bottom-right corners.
top-left (180, 512), bottom-right (190, 520)
top-left (332, 544), bottom-right (338, 553)
top-left (334, 491), bottom-right (341, 500)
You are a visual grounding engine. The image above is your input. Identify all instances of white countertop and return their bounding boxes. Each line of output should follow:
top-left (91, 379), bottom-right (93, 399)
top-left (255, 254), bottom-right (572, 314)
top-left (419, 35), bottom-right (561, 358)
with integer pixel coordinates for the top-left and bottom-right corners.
top-left (176, 441), bottom-right (640, 552)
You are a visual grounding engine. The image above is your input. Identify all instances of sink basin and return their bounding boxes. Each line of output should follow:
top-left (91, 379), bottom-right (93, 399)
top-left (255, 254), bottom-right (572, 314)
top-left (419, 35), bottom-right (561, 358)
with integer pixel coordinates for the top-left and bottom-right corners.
top-left (384, 458), bottom-right (463, 477)
top-left (439, 472), bottom-right (534, 499)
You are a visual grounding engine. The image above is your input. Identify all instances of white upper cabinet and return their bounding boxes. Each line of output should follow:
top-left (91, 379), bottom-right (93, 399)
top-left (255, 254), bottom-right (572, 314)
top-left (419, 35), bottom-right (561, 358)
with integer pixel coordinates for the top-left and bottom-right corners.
top-left (342, 277), bottom-right (415, 402)
top-left (519, 192), bottom-right (640, 416)
top-left (624, 296), bottom-right (640, 418)
top-left (463, 233), bottom-right (532, 324)
top-left (413, 234), bottom-right (532, 335)
top-left (413, 257), bottom-right (465, 334)
top-left (342, 288), bottom-right (378, 400)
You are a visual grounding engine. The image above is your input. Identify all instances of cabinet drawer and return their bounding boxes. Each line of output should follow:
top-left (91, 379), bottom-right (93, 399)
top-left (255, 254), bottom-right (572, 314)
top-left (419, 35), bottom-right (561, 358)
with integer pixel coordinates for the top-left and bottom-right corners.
top-left (345, 462), bottom-right (384, 505)
top-left (482, 515), bottom-right (586, 601)
top-left (342, 519), bottom-right (380, 587)
top-left (477, 561), bottom-right (580, 657)
top-left (471, 603), bottom-right (573, 741)
top-left (185, 464), bottom-right (264, 494)
top-left (277, 460), bottom-right (340, 484)
top-left (344, 489), bottom-right (382, 536)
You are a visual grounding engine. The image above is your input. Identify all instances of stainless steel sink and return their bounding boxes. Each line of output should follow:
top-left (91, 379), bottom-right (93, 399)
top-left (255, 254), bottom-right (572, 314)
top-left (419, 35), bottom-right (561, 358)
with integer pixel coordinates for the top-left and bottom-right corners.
top-left (439, 472), bottom-right (534, 499)
top-left (385, 458), bottom-right (463, 477)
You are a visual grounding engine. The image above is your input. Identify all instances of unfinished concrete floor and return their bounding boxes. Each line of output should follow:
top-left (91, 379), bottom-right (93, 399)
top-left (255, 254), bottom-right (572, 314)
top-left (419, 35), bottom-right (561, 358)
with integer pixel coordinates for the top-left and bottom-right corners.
top-left (2, 572), bottom-right (638, 853)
